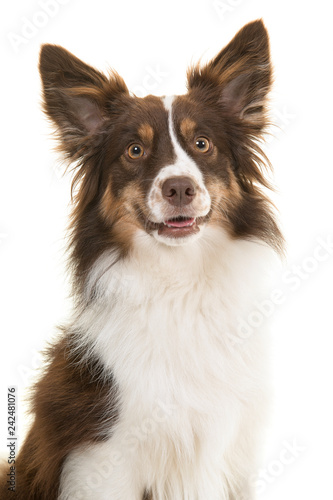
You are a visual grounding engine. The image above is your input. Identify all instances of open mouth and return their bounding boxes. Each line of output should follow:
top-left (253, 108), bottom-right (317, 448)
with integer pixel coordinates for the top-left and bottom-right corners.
top-left (159, 216), bottom-right (199, 238)
top-left (146, 216), bottom-right (200, 238)
top-left (164, 216), bottom-right (196, 228)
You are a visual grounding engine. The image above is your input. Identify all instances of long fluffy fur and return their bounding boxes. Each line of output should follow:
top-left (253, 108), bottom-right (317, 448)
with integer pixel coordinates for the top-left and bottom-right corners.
top-left (0, 20), bottom-right (283, 500)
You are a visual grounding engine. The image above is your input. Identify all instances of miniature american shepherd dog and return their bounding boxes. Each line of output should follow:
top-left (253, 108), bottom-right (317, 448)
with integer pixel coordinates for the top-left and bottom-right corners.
top-left (0, 19), bottom-right (283, 500)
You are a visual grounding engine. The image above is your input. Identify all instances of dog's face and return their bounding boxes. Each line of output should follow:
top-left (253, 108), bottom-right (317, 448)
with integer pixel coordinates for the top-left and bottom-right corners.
top-left (39, 20), bottom-right (282, 285)
top-left (99, 93), bottom-right (234, 248)
top-left (97, 93), bottom-right (216, 248)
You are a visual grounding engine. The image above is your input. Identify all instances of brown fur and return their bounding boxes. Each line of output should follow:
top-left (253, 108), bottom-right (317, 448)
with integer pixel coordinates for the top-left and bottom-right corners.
top-left (138, 123), bottom-right (155, 144)
top-left (179, 117), bottom-right (197, 140)
top-left (0, 334), bottom-right (118, 499)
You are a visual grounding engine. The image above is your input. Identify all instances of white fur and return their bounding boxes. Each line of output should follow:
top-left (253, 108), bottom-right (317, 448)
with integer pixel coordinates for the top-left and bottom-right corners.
top-left (59, 225), bottom-right (278, 500)
top-left (147, 96), bottom-right (211, 247)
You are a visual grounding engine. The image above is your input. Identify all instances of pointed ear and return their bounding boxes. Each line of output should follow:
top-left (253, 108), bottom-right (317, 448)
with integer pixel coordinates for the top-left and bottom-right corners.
top-left (39, 45), bottom-right (129, 158)
top-left (187, 20), bottom-right (272, 129)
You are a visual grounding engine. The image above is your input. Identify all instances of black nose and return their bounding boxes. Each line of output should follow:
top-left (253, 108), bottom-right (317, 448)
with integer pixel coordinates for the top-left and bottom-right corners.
top-left (161, 176), bottom-right (196, 207)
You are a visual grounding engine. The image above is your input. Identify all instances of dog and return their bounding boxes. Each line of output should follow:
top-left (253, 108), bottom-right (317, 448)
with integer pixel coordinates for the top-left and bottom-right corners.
top-left (0, 19), bottom-right (283, 500)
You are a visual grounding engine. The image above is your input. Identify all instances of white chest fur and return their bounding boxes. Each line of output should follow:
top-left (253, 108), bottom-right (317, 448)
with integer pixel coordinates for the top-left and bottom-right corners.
top-left (59, 227), bottom-right (277, 500)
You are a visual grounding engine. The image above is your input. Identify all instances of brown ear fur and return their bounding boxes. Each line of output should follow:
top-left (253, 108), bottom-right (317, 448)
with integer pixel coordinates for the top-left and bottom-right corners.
top-left (39, 44), bottom-right (129, 160)
top-left (187, 19), bottom-right (271, 127)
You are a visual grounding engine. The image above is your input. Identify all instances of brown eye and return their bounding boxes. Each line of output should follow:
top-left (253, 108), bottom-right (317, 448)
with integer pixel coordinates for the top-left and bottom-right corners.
top-left (127, 144), bottom-right (144, 159)
top-left (195, 137), bottom-right (211, 153)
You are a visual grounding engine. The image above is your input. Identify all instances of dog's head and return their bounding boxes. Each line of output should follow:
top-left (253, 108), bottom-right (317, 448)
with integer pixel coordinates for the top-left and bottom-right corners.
top-left (39, 20), bottom-right (282, 285)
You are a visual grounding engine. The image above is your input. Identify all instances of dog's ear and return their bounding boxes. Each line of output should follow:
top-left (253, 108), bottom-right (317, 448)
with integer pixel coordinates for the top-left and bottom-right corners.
top-left (39, 45), bottom-right (129, 158)
top-left (187, 20), bottom-right (271, 131)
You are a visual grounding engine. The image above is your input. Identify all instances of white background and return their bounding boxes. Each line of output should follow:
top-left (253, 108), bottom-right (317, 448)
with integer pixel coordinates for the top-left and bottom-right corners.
top-left (1, 0), bottom-right (333, 498)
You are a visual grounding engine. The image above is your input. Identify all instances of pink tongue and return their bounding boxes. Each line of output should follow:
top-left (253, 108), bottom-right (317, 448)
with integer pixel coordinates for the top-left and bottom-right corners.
top-left (166, 217), bottom-right (195, 228)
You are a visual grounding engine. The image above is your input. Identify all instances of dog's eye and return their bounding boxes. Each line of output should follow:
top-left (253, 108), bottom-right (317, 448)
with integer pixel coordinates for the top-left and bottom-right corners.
top-left (194, 137), bottom-right (211, 153)
top-left (127, 144), bottom-right (144, 159)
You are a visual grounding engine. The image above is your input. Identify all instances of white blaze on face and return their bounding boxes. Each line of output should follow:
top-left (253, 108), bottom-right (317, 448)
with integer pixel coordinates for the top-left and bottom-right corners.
top-left (147, 96), bottom-right (211, 223)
